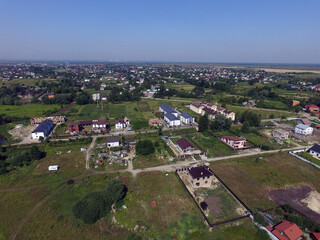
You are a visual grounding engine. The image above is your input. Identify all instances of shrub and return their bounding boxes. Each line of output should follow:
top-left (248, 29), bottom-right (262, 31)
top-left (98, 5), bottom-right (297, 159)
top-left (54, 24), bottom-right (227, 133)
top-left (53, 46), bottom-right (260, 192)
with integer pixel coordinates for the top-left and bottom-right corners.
top-left (136, 140), bottom-right (155, 155)
top-left (254, 214), bottom-right (268, 226)
top-left (67, 179), bottom-right (74, 185)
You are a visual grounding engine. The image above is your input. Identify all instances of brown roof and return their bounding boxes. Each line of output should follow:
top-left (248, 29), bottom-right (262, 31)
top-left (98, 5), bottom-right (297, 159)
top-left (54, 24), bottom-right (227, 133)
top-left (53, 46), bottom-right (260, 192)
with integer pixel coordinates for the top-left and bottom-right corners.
top-left (177, 138), bottom-right (193, 150)
top-left (222, 136), bottom-right (245, 141)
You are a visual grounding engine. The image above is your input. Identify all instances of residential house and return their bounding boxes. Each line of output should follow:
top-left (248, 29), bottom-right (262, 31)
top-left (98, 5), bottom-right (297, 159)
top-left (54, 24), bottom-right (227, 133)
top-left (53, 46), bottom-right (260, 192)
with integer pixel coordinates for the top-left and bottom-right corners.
top-left (188, 166), bottom-right (214, 188)
top-left (273, 129), bottom-right (289, 140)
top-left (92, 93), bottom-right (101, 101)
top-left (115, 120), bottom-right (127, 130)
top-left (305, 104), bottom-right (320, 114)
top-left (307, 144), bottom-right (320, 159)
top-left (295, 124), bottom-right (313, 136)
top-left (292, 100), bottom-right (300, 106)
top-left (220, 136), bottom-right (247, 150)
top-left (311, 232), bottom-right (320, 240)
top-left (48, 92), bottom-right (55, 99)
top-left (164, 113), bottom-right (181, 127)
top-left (296, 118), bottom-right (311, 125)
top-left (176, 138), bottom-right (194, 153)
top-left (189, 101), bottom-right (235, 121)
top-left (270, 221), bottom-right (303, 240)
top-left (101, 94), bottom-right (108, 101)
top-left (92, 119), bottom-right (106, 129)
top-left (107, 137), bottom-right (120, 148)
top-left (148, 118), bottom-right (163, 126)
top-left (32, 119), bottom-right (54, 139)
top-left (180, 112), bottom-right (195, 124)
top-left (159, 104), bottom-right (178, 117)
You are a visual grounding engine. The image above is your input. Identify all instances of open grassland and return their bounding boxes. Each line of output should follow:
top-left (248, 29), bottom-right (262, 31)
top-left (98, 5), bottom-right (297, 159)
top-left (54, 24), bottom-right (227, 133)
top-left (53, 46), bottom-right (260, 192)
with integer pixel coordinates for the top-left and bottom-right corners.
top-left (14, 173), bottom-right (130, 240)
top-left (0, 140), bottom-right (90, 188)
top-left (0, 171), bottom-right (265, 240)
top-left (0, 187), bottom-right (50, 240)
top-left (166, 83), bottom-right (195, 91)
top-left (114, 171), bottom-right (201, 238)
top-left (254, 68), bottom-right (320, 74)
top-left (0, 104), bottom-right (63, 118)
top-left (2, 78), bottom-right (58, 86)
top-left (210, 152), bottom-right (320, 211)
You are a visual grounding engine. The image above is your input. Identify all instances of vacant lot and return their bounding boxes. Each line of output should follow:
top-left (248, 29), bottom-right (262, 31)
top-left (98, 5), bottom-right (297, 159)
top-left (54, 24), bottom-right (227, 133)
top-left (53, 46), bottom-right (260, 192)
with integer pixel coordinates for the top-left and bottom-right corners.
top-left (211, 152), bottom-right (320, 211)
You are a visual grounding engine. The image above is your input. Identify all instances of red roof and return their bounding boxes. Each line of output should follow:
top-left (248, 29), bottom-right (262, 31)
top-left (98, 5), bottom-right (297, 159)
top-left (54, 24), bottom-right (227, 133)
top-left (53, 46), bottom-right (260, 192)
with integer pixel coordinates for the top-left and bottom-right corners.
top-left (312, 232), bottom-right (320, 240)
top-left (150, 201), bottom-right (156, 208)
top-left (273, 221), bottom-right (303, 240)
top-left (266, 226), bottom-right (273, 231)
top-left (306, 104), bottom-right (319, 109)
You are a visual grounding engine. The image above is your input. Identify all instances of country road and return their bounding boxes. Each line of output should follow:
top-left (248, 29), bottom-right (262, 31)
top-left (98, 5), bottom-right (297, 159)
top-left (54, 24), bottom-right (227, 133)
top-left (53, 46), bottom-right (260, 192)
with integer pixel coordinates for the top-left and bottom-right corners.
top-left (85, 136), bottom-right (97, 169)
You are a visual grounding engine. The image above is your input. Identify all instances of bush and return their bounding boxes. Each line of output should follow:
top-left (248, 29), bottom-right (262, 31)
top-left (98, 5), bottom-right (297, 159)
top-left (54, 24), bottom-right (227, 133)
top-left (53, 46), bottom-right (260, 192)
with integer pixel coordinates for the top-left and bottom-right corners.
top-left (72, 191), bottom-right (111, 224)
top-left (127, 234), bottom-right (141, 240)
top-left (282, 204), bottom-right (295, 214)
top-left (254, 214), bottom-right (268, 227)
top-left (67, 179), bottom-right (74, 185)
top-left (136, 140), bottom-right (155, 155)
top-left (73, 179), bottom-right (126, 224)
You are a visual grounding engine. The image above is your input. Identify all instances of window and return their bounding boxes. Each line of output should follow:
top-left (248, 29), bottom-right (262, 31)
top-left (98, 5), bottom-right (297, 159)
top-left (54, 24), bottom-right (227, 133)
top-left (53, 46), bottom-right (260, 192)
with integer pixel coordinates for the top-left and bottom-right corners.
top-left (197, 178), bottom-right (199, 180)
top-left (205, 181), bottom-right (208, 184)
top-left (207, 176), bottom-right (210, 179)
top-left (196, 183), bottom-right (200, 186)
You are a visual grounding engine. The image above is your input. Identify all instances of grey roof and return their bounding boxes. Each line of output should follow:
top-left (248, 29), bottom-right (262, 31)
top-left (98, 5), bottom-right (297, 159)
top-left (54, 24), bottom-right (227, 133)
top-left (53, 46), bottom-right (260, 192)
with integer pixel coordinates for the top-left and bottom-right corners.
top-left (308, 144), bottom-right (320, 154)
top-left (32, 119), bottom-right (54, 133)
top-left (160, 104), bottom-right (176, 114)
top-left (295, 124), bottom-right (312, 130)
top-left (180, 112), bottom-right (193, 119)
top-left (165, 113), bottom-right (179, 121)
top-left (107, 137), bottom-right (120, 143)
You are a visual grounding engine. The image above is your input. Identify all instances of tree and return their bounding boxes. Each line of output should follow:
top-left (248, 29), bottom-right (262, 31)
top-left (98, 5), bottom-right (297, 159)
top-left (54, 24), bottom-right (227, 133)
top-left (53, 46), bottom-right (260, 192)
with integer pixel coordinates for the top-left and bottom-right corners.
top-left (29, 145), bottom-right (43, 160)
top-left (198, 114), bottom-right (209, 132)
top-left (210, 114), bottom-right (232, 131)
top-left (241, 121), bottom-right (250, 133)
top-left (105, 179), bottom-right (126, 203)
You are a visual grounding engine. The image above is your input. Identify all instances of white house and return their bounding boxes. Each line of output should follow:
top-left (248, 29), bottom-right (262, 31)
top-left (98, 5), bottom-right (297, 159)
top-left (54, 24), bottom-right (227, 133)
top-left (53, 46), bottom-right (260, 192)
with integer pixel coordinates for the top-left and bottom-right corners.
top-left (294, 124), bottom-right (313, 135)
top-left (107, 137), bottom-right (120, 148)
top-left (180, 112), bottom-right (195, 124)
top-left (115, 120), bottom-right (127, 129)
top-left (308, 144), bottom-right (320, 159)
top-left (32, 119), bottom-right (54, 140)
top-left (92, 93), bottom-right (101, 101)
top-left (164, 113), bottom-right (181, 127)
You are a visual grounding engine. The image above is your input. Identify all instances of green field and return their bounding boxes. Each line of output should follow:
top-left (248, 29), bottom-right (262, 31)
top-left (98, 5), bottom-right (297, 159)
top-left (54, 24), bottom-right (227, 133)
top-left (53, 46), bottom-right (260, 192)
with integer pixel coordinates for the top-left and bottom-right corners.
top-left (211, 152), bottom-right (320, 211)
top-left (2, 78), bottom-right (58, 86)
top-left (227, 105), bottom-right (294, 119)
top-left (0, 104), bottom-right (63, 118)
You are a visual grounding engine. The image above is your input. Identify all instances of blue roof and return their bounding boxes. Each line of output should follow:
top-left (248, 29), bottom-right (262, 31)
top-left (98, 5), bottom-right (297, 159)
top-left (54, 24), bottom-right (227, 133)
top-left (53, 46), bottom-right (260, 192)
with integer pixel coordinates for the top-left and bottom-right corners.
top-left (180, 112), bottom-right (193, 119)
top-left (32, 119), bottom-right (54, 133)
top-left (165, 113), bottom-right (179, 121)
top-left (160, 104), bottom-right (176, 114)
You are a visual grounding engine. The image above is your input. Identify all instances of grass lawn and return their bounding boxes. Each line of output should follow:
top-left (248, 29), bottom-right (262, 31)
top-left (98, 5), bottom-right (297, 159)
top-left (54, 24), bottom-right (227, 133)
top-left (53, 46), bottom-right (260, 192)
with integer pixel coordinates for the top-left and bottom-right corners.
top-left (195, 185), bottom-right (244, 224)
top-left (0, 104), bottom-right (63, 118)
top-left (189, 132), bottom-right (235, 157)
top-left (210, 152), bottom-right (320, 212)
top-left (2, 78), bottom-right (58, 86)
top-left (227, 105), bottom-right (294, 119)
top-left (297, 152), bottom-right (320, 167)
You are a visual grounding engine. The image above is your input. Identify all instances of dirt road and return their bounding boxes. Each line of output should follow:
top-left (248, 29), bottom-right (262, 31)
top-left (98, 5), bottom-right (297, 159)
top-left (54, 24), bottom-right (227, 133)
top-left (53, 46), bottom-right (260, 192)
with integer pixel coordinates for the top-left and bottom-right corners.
top-left (86, 136), bottom-right (97, 169)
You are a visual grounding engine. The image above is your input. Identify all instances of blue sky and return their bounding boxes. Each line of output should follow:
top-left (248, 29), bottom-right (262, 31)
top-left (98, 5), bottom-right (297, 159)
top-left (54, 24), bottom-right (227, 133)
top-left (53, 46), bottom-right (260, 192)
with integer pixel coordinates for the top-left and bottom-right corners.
top-left (0, 0), bottom-right (319, 63)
